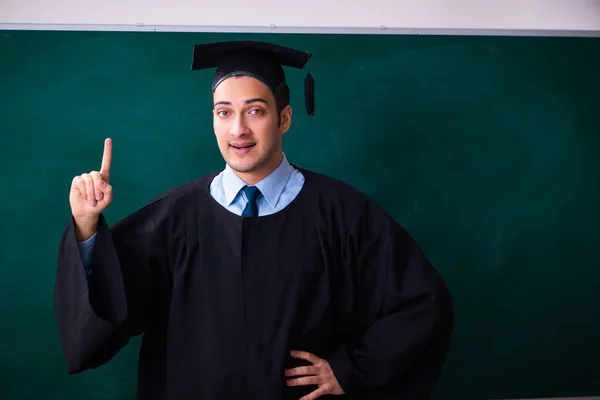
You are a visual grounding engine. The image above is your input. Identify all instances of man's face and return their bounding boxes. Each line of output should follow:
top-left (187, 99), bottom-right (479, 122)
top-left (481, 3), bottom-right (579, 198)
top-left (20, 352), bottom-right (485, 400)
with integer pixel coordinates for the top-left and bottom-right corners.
top-left (213, 75), bottom-right (291, 184)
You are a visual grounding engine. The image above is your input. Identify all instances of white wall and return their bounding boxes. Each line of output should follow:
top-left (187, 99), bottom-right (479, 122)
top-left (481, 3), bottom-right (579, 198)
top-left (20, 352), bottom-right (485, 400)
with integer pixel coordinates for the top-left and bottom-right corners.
top-left (1, 0), bottom-right (600, 36)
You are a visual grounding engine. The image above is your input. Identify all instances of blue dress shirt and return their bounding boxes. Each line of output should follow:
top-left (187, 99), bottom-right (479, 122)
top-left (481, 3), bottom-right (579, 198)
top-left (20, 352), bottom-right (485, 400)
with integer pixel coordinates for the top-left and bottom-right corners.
top-left (77, 154), bottom-right (304, 274)
top-left (209, 154), bottom-right (305, 217)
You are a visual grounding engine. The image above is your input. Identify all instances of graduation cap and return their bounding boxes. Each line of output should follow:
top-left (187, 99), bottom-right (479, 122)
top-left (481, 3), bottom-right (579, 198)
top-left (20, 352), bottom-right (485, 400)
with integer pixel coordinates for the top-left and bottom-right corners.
top-left (191, 41), bottom-right (315, 116)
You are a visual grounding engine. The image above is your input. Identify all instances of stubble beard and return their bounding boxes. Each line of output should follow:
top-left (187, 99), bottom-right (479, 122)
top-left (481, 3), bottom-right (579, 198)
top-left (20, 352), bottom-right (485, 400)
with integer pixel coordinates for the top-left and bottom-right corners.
top-left (228, 145), bottom-right (277, 174)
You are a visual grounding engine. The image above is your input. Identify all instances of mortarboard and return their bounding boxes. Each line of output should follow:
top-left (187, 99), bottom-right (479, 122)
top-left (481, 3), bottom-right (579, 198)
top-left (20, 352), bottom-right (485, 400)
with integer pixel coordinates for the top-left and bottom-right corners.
top-left (191, 41), bottom-right (315, 116)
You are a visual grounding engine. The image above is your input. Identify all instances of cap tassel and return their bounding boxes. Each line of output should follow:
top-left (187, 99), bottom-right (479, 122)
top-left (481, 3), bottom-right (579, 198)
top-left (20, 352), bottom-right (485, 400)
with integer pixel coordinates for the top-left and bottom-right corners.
top-left (304, 73), bottom-right (315, 116)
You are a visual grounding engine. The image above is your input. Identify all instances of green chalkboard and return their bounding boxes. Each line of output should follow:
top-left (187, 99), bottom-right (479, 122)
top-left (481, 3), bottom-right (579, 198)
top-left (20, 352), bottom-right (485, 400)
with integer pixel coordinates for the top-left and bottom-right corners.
top-left (0, 29), bottom-right (599, 400)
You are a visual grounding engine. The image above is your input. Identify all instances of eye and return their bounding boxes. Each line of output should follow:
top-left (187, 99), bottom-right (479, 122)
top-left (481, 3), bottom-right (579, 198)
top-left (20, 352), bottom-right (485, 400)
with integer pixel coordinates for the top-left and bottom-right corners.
top-left (216, 110), bottom-right (230, 117)
top-left (249, 108), bottom-right (264, 116)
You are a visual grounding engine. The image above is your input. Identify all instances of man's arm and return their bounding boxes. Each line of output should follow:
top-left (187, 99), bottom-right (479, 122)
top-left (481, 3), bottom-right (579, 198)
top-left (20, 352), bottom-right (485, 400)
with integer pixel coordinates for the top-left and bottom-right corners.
top-left (327, 200), bottom-right (454, 399)
top-left (55, 137), bottom-right (155, 373)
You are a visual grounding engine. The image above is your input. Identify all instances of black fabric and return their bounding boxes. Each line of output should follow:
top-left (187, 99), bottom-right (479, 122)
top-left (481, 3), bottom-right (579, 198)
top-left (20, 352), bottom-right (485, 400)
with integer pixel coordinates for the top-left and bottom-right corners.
top-left (305, 73), bottom-right (315, 116)
top-left (54, 168), bottom-right (454, 400)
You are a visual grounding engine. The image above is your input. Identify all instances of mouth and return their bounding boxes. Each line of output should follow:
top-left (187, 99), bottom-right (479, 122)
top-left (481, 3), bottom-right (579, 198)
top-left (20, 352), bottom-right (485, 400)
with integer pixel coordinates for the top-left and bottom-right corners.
top-left (230, 143), bottom-right (256, 149)
top-left (230, 143), bottom-right (256, 154)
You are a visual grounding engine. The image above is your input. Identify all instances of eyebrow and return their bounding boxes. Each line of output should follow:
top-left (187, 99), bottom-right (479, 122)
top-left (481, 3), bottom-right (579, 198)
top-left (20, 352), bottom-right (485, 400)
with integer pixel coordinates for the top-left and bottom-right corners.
top-left (213, 98), bottom-right (269, 107)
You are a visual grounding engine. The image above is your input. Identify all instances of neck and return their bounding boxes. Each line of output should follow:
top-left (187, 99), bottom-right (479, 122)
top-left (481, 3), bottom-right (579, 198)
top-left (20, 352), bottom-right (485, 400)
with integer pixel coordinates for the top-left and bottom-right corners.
top-left (234, 152), bottom-right (283, 185)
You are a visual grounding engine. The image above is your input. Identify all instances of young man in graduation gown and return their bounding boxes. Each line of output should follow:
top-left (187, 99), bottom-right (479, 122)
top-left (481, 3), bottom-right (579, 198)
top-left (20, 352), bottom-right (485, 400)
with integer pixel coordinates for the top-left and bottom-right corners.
top-left (55, 41), bottom-right (454, 400)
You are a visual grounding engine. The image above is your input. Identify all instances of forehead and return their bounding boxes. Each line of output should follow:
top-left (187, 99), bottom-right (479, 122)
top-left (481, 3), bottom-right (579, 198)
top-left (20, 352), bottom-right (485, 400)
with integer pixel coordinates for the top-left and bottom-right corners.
top-left (213, 75), bottom-right (273, 98)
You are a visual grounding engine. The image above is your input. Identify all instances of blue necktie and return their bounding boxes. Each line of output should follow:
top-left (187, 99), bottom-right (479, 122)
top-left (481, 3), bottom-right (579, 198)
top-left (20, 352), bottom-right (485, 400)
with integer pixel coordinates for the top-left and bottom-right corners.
top-left (241, 185), bottom-right (261, 217)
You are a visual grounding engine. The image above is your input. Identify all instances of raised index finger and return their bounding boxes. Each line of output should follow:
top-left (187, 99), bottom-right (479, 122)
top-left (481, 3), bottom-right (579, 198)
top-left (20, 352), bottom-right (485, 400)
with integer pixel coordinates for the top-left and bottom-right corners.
top-left (100, 138), bottom-right (112, 182)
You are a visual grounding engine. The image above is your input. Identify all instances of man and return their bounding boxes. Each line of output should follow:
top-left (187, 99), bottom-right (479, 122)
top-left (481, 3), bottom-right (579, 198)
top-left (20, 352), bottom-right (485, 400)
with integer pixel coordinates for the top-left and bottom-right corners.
top-left (55, 40), bottom-right (454, 400)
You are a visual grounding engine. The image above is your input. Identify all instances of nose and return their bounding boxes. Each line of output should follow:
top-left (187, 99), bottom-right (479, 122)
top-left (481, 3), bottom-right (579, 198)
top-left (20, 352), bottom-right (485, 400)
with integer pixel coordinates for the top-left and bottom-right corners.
top-left (230, 114), bottom-right (250, 137)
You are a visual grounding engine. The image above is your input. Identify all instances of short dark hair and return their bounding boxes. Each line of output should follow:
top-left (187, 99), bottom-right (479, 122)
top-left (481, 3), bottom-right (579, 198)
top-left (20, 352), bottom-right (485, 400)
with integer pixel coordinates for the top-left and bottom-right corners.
top-left (273, 83), bottom-right (290, 125)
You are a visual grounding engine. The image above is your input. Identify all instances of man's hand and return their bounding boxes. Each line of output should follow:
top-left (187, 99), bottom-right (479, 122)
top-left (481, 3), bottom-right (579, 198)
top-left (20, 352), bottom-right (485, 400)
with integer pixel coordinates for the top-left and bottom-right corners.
top-left (70, 138), bottom-right (114, 241)
top-left (285, 350), bottom-right (345, 400)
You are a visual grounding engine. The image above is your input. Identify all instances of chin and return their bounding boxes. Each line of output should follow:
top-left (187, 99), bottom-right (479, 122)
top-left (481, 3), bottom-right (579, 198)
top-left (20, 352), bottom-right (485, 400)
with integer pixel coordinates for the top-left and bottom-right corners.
top-left (227, 158), bottom-right (261, 174)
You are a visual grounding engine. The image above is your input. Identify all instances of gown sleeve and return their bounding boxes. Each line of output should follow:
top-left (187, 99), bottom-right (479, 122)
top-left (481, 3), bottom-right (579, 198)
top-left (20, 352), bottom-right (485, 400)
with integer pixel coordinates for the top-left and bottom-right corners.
top-left (54, 201), bottom-right (167, 374)
top-left (327, 199), bottom-right (454, 399)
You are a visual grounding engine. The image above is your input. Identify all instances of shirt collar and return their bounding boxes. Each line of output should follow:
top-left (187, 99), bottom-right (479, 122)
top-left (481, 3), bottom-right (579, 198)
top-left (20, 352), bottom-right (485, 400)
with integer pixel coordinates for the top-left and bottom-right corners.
top-left (222, 154), bottom-right (293, 209)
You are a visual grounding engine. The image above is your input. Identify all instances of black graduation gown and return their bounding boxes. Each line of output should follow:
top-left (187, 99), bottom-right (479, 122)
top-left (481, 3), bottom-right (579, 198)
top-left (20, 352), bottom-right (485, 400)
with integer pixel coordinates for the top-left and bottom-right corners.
top-left (54, 168), bottom-right (454, 400)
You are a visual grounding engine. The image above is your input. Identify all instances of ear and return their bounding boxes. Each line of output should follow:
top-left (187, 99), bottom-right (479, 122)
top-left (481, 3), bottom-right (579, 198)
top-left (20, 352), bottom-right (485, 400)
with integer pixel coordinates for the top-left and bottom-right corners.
top-left (280, 105), bottom-right (292, 134)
